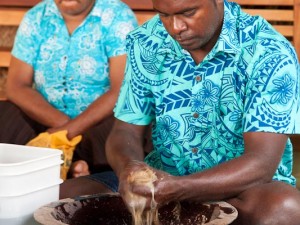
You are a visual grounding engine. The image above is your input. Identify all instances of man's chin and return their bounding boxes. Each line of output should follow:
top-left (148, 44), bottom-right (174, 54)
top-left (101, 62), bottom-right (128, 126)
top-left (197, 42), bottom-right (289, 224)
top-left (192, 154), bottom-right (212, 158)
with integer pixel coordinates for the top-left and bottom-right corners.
top-left (179, 43), bottom-right (198, 52)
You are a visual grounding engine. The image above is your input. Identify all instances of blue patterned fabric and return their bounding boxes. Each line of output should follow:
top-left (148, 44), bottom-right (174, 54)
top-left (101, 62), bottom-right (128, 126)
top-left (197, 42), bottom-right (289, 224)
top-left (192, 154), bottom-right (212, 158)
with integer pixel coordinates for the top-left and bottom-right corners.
top-left (12, 0), bottom-right (138, 118)
top-left (114, 0), bottom-right (300, 185)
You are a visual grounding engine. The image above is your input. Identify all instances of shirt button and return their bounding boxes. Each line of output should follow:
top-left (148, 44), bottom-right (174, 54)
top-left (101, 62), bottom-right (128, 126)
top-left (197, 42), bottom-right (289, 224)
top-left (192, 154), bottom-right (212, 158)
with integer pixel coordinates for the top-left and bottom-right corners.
top-left (193, 113), bottom-right (199, 118)
top-left (192, 148), bottom-right (198, 153)
top-left (195, 76), bottom-right (202, 82)
top-left (62, 81), bottom-right (66, 85)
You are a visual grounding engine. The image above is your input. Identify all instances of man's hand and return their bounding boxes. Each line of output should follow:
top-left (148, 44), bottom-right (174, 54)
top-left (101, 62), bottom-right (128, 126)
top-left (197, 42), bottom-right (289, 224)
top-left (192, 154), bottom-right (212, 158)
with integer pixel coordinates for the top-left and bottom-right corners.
top-left (119, 160), bottom-right (180, 209)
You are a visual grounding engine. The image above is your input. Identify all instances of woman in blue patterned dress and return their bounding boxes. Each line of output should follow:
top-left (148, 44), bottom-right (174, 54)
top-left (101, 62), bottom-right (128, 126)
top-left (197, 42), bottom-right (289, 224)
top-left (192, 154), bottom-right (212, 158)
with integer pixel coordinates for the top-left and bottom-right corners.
top-left (0, 0), bottom-right (138, 177)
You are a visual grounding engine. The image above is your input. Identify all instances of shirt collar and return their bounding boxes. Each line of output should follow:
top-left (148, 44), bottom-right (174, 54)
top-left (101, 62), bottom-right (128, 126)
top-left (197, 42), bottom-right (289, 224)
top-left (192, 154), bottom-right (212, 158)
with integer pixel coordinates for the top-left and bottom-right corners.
top-left (213, 0), bottom-right (241, 55)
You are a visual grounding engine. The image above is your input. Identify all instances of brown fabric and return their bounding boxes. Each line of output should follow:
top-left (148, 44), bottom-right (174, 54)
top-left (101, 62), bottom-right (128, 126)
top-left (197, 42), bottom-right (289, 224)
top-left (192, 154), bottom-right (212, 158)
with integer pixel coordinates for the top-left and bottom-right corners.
top-left (73, 117), bottom-right (154, 174)
top-left (0, 101), bottom-right (154, 175)
top-left (0, 100), bottom-right (46, 144)
top-left (0, 68), bottom-right (7, 99)
top-left (0, 101), bottom-right (116, 174)
top-left (0, 26), bottom-right (17, 48)
top-left (73, 115), bottom-right (116, 174)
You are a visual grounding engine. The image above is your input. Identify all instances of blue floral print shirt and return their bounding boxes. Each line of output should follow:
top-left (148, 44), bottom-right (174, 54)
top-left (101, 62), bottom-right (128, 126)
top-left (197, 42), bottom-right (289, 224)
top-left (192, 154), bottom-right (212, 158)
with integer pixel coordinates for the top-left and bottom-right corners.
top-left (114, 0), bottom-right (300, 185)
top-left (12, 0), bottom-right (138, 118)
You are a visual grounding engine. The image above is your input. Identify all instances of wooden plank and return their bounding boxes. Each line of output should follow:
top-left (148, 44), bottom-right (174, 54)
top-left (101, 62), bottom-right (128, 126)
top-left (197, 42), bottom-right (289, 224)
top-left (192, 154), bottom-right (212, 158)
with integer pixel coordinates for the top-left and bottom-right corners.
top-left (0, 0), bottom-right (40, 7)
top-left (294, 0), bottom-right (300, 61)
top-left (273, 25), bottom-right (293, 37)
top-left (1, 0), bottom-right (292, 8)
top-left (122, 0), bottom-right (153, 10)
top-left (0, 8), bottom-right (27, 26)
top-left (0, 51), bottom-right (11, 67)
top-left (243, 9), bottom-right (293, 21)
top-left (125, 0), bottom-right (294, 8)
top-left (232, 0), bottom-right (293, 6)
top-left (0, 0), bottom-right (294, 8)
top-left (135, 11), bottom-right (156, 25)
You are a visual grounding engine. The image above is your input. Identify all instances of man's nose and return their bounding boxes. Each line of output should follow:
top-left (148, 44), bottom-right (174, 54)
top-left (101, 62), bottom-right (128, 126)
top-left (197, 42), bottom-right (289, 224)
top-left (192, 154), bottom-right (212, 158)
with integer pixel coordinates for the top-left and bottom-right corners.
top-left (171, 16), bottom-right (187, 35)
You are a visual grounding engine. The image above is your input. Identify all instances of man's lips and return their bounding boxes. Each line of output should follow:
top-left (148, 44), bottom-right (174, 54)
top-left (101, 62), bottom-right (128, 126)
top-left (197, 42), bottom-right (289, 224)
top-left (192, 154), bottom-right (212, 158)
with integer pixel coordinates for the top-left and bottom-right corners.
top-left (176, 37), bottom-right (194, 45)
top-left (174, 34), bottom-right (193, 42)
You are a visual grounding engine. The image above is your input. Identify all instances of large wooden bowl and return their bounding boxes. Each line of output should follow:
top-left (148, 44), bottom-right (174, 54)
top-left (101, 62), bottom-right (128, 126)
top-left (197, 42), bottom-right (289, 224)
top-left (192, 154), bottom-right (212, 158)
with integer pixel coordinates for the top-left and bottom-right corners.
top-left (34, 193), bottom-right (238, 225)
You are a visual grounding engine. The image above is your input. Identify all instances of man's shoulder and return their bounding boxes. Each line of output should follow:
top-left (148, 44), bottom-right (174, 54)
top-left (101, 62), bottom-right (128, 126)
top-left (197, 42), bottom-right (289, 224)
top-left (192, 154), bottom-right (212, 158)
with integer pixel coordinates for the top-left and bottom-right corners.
top-left (126, 15), bottom-right (169, 48)
top-left (228, 3), bottom-right (297, 62)
top-left (239, 16), bottom-right (296, 60)
top-left (226, 1), bottom-right (290, 48)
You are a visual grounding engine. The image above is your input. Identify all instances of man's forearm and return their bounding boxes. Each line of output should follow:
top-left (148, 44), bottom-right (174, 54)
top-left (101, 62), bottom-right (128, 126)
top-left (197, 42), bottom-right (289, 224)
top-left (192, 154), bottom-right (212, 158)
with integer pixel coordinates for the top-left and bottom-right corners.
top-left (106, 124), bottom-right (145, 177)
top-left (176, 151), bottom-right (279, 203)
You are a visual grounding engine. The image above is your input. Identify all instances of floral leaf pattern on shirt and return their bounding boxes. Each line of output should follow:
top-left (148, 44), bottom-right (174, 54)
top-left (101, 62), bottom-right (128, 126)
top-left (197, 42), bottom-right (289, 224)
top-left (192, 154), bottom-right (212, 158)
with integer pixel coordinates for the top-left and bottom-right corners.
top-left (270, 74), bottom-right (295, 105)
top-left (156, 116), bottom-right (180, 142)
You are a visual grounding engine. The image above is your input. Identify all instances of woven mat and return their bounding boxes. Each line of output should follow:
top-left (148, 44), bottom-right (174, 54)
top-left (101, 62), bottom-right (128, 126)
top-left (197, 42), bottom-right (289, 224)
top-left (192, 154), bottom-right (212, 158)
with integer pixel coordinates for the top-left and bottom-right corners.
top-left (0, 68), bottom-right (7, 99)
top-left (0, 26), bottom-right (18, 48)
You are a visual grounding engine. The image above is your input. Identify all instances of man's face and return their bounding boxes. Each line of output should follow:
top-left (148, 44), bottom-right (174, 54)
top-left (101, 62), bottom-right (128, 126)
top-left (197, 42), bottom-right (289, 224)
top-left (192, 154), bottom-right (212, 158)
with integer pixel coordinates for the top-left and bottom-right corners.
top-left (54, 0), bottom-right (95, 16)
top-left (153, 0), bottom-right (224, 52)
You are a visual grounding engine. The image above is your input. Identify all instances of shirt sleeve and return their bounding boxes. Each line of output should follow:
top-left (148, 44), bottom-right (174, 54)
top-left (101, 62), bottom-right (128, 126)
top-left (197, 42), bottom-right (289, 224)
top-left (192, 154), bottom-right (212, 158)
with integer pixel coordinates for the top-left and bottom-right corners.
top-left (114, 35), bottom-right (155, 125)
top-left (11, 7), bottom-right (41, 66)
top-left (103, 4), bottom-right (138, 58)
top-left (243, 43), bottom-right (300, 134)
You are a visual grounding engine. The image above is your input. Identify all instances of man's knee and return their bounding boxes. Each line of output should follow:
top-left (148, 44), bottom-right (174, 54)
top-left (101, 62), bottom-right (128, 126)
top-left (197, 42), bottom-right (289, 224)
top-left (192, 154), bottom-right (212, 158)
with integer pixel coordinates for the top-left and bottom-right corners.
top-left (230, 182), bottom-right (300, 225)
top-left (253, 191), bottom-right (300, 225)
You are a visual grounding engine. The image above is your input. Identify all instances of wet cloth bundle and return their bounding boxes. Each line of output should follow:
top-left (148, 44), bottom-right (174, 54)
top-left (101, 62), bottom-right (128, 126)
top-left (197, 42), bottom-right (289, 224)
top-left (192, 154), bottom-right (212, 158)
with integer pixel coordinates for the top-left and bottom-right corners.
top-left (125, 168), bottom-right (158, 225)
top-left (26, 130), bottom-right (82, 180)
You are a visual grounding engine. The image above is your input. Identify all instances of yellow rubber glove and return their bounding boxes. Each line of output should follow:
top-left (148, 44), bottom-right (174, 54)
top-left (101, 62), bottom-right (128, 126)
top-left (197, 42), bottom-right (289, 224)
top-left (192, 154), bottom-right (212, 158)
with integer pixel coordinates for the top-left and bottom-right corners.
top-left (26, 130), bottom-right (82, 180)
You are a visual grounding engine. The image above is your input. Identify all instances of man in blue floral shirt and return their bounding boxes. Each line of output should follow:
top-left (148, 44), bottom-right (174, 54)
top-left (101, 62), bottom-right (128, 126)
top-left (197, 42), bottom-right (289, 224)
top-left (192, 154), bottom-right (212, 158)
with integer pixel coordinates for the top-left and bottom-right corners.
top-left (0, 0), bottom-right (137, 177)
top-left (104, 0), bottom-right (300, 224)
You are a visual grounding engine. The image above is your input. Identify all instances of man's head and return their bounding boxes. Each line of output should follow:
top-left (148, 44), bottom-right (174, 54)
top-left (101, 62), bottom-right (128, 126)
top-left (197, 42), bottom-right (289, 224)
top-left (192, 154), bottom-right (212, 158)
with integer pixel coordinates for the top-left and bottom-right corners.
top-left (153, 0), bottom-right (224, 54)
top-left (55, 0), bottom-right (95, 17)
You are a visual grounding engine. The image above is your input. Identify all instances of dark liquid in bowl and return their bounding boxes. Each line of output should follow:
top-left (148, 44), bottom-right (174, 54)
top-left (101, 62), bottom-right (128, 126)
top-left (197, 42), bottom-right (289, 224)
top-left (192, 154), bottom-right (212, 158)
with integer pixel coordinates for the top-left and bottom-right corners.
top-left (52, 194), bottom-right (234, 225)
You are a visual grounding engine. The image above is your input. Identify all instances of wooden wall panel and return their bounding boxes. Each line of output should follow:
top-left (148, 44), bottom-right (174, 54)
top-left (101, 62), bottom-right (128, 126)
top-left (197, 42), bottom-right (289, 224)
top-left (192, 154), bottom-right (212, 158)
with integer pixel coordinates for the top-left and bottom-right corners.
top-left (0, 0), bottom-right (40, 7)
top-left (122, 0), bottom-right (153, 10)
